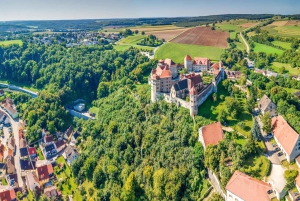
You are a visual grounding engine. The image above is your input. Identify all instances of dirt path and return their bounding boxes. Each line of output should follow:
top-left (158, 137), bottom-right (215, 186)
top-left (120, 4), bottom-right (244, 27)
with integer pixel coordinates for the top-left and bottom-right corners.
top-left (240, 32), bottom-right (250, 53)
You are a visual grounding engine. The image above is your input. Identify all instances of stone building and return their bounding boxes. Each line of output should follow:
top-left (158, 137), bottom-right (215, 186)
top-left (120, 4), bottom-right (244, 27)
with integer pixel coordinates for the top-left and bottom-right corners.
top-left (184, 55), bottom-right (211, 72)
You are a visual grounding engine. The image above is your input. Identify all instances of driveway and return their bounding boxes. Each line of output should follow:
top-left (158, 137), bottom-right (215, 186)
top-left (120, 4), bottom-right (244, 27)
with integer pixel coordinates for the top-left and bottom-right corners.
top-left (0, 108), bottom-right (23, 188)
top-left (255, 116), bottom-right (281, 164)
top-left (267, 164), bottom-right (287, 198)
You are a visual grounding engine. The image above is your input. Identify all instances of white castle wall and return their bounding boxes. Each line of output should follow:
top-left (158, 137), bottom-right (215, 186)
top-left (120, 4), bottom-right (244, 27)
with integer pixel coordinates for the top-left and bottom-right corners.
top-left (160, 93), bottom-right (190, 109)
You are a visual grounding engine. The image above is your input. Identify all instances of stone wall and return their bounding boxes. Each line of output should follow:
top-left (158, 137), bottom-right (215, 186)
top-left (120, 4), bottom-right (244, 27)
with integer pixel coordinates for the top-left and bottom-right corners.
top-left (160, 93), bottom-right (190, 109)
top-left (196, 83), bottom-right (214, 106)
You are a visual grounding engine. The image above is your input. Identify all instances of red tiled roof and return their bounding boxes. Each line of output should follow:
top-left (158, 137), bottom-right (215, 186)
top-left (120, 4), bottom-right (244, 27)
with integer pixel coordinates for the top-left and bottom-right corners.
top-left (211, 63), bottom-right (219, 69)
top-left (190, 87), bottom-right (197, 95)
top-left (193, 57), bottom-right (210, 65)
top-left (226, 170), bottom-right (272, 201)
top-left (37, 164), bottom-right (53, 181)
top-left (160, 70), bottom-right (171, 78)
top-left (152, 65), bottom-right (172, 79)
top-left (201, 122), bottom-right (224, 147)
top-left (185, 55), bottom-right (192, 61)
top-left (164, 58), bottom-right (176, 66)
top-left (272, 115), bottom-right (299, 155)
top-left (44, 135), bottom-right (54, 143)
top-left (28, 147), bottom-right (37, 155)
top-left (0, 189), bottom-right (16, 201)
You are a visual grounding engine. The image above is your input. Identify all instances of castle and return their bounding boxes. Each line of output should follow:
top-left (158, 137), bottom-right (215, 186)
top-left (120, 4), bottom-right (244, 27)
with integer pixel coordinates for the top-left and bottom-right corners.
top-left (150, 55), bottom-right (224, 116)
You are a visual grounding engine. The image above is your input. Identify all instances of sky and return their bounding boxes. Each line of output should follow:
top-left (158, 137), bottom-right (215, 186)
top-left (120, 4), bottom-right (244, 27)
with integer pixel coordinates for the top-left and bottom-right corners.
top-left (0, 0), bottom-right (299, 21)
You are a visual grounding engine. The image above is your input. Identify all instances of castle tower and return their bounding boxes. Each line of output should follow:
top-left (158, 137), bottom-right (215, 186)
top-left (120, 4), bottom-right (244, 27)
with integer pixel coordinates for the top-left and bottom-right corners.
top-left (151, 74), bottom-right (160, 102)
top-left (219, 60), bottom-right (225, 80)
top-left (184, 55), bottom-right (193, 72)
top-left (189, 87), bottom-right (198, 116)
top-left (212, 77), bottom-right (218, 93)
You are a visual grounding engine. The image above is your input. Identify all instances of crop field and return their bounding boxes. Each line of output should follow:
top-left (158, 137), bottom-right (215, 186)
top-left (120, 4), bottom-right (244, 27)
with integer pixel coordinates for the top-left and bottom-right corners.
top-left (0, 40), bottom-right (23, 46)
top-left (146, 28), bottom-right (190, 41)
top-left (155, 42), bottom-right (225, 63)
top-left (261, 21), bottom-right (300, 38)
top-left (103, 25), bottom-right (186, 34)
top-left (170, 27), bottom-right (229, 48)
top-left (253, 43), bottom-right (283, 54)
top-left (271, 41), bottom-right (292, 49)
top-left (271, 62), bottom-right (300, 75)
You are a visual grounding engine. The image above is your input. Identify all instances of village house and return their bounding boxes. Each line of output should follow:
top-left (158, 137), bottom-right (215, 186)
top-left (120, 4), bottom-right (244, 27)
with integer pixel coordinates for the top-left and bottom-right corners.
top-left (20, 159), bottom-right (36, 176)
top-left (0, 163), bottom-right (5, 177)
top-left (44, 134), bottom-right (54, 144)
top-left (6, 173), bottom-right (18, 187)
top-left (254, 68), bottom-right (278, 78)
top-left (44, 186), bottom-right (61, 199)
top-left (272, 115), bottom-right (300, 162)
top-left (55, 139), bottom-right (66, 153)
top-left (25, 172), bottom-right (40, 192)
top-left (1, 98), bottom-right (18, 119)
top-left (36, 163), bottom-right (54, 186)
top-left (5, 156), bottom-right (15, 174)
top-left (64, 126), bottom-right (73, 141)
top-left (198, 122), bottom-right (224, 150)
top-left (63, 146), bottom-right (79, 166)
top-left (19, 147), bottom-right (29, 159)
top-left (258, 95), bottom-right (277, 117)
top-left (7, 137), bottom-right (15, 155)
top-left (19, 138), bottom-right (27, 148)
top-left (225, 70), bottom-right (243, 81)
top-left (226, 170), bottom-right (274, 201)
top-left (28, 147), bottom-right (37, 158)
top-left (0, 186), bottom-right (16, 201)
top-left (70, 131), bottom-right (80, 146)
top-left (184, 55), bottom-right (212, 72)
top-left (41, 143), bottom-right (57, 160)
top-left (170, 73), bottom-right (203, 99)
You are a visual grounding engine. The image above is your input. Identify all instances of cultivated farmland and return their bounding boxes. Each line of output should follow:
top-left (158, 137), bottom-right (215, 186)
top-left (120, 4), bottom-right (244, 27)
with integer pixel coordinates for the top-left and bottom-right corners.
top-left (146, 28), bottom-right (190, 41)
top-left (0, 40), bottom-right (23, 46)
top-left (261, 20), bottom-right (300, 38)
top-left (170, 27), bottom-right (229, 48)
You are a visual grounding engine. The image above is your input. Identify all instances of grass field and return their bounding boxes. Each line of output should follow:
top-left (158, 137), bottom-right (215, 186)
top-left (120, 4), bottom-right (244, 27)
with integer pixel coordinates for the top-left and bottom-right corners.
top-left (270, 62), bottom-right (300, 75)
top-left (155, 42), bottom-right (225, 63)
top-left (271, 41), bottom-right (292, 49)
top-left (282, 87), bottom-right (300, 94)
top-left (253, 43), bottom-right (284, 54)
top-left (0, 40), bottom-right (23, 46)
top-left (243, 155), bottom-right (270, 179)
top-left (198, 82), bottom-right (253, 137)
top-left (261, 21), bottom-right (300, 38)
top-left (114, 34), bottom-right (155, 51)
top-left (235, 35), bottom-right (247, 51)
top-left (117, 35), bottom-right (146, 45)
top-left (103, 25), bottom-right (186, 34)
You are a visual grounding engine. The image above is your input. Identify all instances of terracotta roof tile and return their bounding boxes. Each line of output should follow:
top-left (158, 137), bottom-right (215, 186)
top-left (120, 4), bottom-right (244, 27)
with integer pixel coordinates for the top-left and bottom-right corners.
top-left (226, 170), bottom-right (272, 201)
top-left (272, 115), bottom-right (299, 155)
top-left (193, 57), bottom-right (210, 65)
top-left (185, 55), bottom-right (192, 61)
top-left (201, 122), bottom-right (224, 147)
top-left (37, 164), bottom-right (53, 181)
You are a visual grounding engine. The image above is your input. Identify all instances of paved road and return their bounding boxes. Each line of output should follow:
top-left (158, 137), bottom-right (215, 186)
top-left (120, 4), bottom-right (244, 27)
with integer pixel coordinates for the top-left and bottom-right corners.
top-left (0, 83), bottom-right (38, 98)
top-left (255, 116), bottom-right (281, 164)
top-left (240, 32), bottom-right (250, 53)
top-left (0, 108), bottom-right (23, 188)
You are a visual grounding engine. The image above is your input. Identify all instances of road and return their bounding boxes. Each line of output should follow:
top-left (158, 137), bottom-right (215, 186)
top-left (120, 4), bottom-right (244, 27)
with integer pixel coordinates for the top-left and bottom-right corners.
top-left (0, 83), bottom-right (38, 98)
top-left (240, 32), bottom-right (250, 54)
top-left (0, 107), bottom-right (23, 188)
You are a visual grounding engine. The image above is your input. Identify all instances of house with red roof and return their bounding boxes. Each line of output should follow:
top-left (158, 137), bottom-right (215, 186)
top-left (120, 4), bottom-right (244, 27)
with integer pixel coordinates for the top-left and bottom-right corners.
top-left (28, 147), bottom-right (37, 158)
top-left (198, 122), bottom-right (224, 149)
top-left (184, 55), bottom-right (212, 72)
top-left (226, 170), bottom-right (274, 201)
top-left (272, 115), bottom-right (300, 162)
top-left (36, 163), bottom-right (54, 186)
top-left (0, 186), bottom-right (16, 201)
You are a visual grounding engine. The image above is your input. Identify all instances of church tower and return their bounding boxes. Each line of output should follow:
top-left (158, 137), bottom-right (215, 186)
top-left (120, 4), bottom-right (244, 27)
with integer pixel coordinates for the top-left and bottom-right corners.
top-left (189, 87), bottom-right (198, 116)
top-left (184, 55), bottom-right (193, 72)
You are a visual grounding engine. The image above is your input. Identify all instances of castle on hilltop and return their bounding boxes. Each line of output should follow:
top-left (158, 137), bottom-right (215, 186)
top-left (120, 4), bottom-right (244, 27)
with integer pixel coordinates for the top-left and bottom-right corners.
top-left (150, 55), bottom-right (224, 116)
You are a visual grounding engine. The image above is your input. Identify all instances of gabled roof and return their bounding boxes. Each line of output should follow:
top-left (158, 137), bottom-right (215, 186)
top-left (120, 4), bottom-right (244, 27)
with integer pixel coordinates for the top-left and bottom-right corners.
top-left (37, 164), bottom-right (53, 181)
top-left (200, 122), bottom-right (224, 147)
top-left (258, 95), bottom-right (275, 112)
top-left (72, 131), bottom-right (80, 140)
top-left (226, 170), bottom-right (272, 201)
top-left (0, 163), bottom-right (5, 169)
top-left (173, 79), bottom-right (188, 92)
top-left (164, 58), bottom-right (176, 66)
top-left (19, 138), bottom-right (27, 148)
top-left (20, 147), bottom-right (29, 157)
top-left (64, 146), bottom-right (79, 161)
top-left (7, 137), bottom-right (15, 150)
top-left (185, 55), bottom-right (192, 61)
top-left (193, 57), bottom-right (210, 65)
top-left (65, 126), bottom-right (73, 138)
top-left (44, 135), bottom-right (54, 143)
top-left (44, 143), bottom-right (56, 152)
top-left (44, 186), bottom-right (61, 198)
top-left (28, 147), bottom-right (37, 155)
top-left (20, 159), bottom-right (36, 171)
top-left (0, 188), bottom-right (16, 201)
top-left (55, 139), bottom-right (65, 149)
top-left (272, 115), bottom-right (299, 155)
top-left (2, 98), bottom-right (17, 115)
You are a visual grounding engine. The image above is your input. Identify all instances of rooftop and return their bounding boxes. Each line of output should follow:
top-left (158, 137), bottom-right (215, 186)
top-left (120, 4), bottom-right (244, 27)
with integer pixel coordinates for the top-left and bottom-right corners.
top-left (200, 122), bottom-right (224, 147)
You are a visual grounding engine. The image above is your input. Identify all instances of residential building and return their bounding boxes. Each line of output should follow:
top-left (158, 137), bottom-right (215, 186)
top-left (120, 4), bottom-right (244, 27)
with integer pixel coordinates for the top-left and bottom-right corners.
top-left (20, 159), bottom-right (36, 173)
top-left (64, 126), bottom-right (73, 141)
top-left (226, 170), bottom-right (274, 201)
top-left (44, 135), bottom-right (54, 143)
top-left (63, 146), bottom-right (79, 166)
top-left (19, 138), bottom-right (27, 148)
top-left (74, 103), bottom-right (85, 112)
top-left (41, 143), bottom-right (57, 160)
top-left (0, 186), bottom-right (16, 201)
top-left (25, 172), bottom-right (40, 192)
top-left (198, 122), bottom-right (224, 150)
top-left (170, 73), bottom-right (203, 99)
top-left (28, 147), bottom-right (37, 158)
top-left (55, 139), bottom-right (66, 153)
top-left (184, 55), bottom-right (212, 72)
top-left (7, 137), bottom-right (15, 153)
top-left (19, 148), bottom-right (29, 158)
top-left (36, 163), bottom-right (54, 186)
top-left (5, 156), bottom-right (15, 174)
top-left (6, 173), bottom-right (18, 187)
top-left (295, 175), bottom-right (300, 193)
top-left (70, 131), bottom-right (80, 146)
top-left (44, 186), bottom-right (61, 199)
top-left (0, 163), bottom-right (5, 177)
top-left (272, 115), bottom-right (300, 162)
top-left (258, 95), bottom-right (277, 117)
top-left (225, 70), bottom-right (243, 80)
top-left (1, 98), bottom-right (18, 119)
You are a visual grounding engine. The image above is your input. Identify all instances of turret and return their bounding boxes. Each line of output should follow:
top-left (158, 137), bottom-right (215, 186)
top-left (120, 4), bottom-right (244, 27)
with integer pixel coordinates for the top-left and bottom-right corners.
top-left (151, 74), bottom-right (160, 102)
top-left (184, 55), bottom-right (193, 72)
top-left (189, 87), bottom-right (198, 116)
top-left (212, 77), bottom-right (218, 93)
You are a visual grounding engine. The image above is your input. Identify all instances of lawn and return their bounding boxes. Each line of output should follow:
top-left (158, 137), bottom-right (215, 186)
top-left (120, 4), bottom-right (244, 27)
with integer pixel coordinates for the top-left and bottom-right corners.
top-left (1, 178), bottom-right (7, 185)
top-left (270, 62), bottom-right (300, 75)
top-left (235, 35), bottom-right (246, 51)
top-left (155, 42), bottom-right (225, 63)
top-left (253, 43), bottom-right (284, 55)
top-left (37, 148), bottom-right (45, 160)
top-left (243, 154), bottom-right (270, 179)
top-left (271, 41), bottom-right (292, 49)
top-left (236, 135), bottom-right (247, 146)
top-left (73, 180), bottom-right (96, 201)
top-left (282, 87), bottom-right (299, 94)
top-left (0, 40), bottom-right (23, 46)
top-left (262, 24), bottom-right (300, 38)
top-left (197, 83), bottom-right (253, 137)
top-left (117, 34), bottom-right (146, 45)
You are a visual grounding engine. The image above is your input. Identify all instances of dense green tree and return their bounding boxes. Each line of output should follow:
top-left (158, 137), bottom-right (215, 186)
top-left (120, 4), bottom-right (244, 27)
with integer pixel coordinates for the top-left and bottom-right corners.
top-left (251, 118), bottom-right (262, 141)
top-left (261, 112), bottom-right (272, 133)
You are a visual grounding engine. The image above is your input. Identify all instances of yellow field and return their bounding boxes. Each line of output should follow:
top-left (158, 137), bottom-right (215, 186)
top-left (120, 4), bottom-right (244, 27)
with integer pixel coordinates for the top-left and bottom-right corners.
top-left (0, 40), bottom-right (23, 46)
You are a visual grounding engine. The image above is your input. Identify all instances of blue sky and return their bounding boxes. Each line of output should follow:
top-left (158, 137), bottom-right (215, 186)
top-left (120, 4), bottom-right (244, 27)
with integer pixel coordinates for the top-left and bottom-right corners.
top-left (0, 0), bottom-right (299, 21)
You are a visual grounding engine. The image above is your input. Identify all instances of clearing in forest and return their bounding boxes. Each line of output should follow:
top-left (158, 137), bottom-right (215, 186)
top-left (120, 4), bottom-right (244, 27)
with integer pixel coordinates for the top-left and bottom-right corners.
top-left (170, 27), bottom-right (229, 48)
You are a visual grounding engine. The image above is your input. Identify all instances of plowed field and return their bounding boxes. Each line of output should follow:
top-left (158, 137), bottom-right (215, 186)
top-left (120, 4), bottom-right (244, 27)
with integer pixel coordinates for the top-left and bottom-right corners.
top-left (170, 27), bottom-right (229, 48)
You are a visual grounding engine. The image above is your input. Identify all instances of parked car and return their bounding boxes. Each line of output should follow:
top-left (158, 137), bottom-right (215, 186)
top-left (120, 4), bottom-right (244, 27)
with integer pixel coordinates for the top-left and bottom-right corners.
top-left (278, 152), bottom-right (283, 156)
top-left (8, 127), bottom-right (12, 133)
top-left (266, 133), bottom-right (273, 138)
top-left (267, 190), bottom-right (273, 194)
top-left (274, 147), bottom-right (280, 152)
top-left (272, 143), bottom-right (277, 147)
top-left (0, 124), bottom-right (3, 129)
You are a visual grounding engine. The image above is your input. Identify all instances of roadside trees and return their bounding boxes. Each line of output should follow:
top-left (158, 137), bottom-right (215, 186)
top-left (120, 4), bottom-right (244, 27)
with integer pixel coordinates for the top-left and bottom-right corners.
top-left (261, 112), bottom-right (272, 134)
